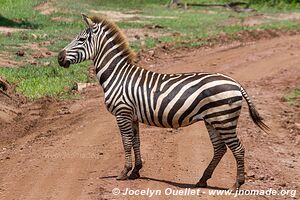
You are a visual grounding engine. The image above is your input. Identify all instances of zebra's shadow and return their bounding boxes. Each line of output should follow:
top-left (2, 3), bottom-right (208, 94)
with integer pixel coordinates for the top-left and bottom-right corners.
top-left (99, 175), bottom-right (228, 190)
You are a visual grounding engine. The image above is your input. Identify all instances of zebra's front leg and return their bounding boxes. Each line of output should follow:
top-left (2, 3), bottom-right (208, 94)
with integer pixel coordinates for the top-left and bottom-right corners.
top-left (116, 117), bottom-right (134, 180)
top-left (128, 120), bottom-right (143, 180)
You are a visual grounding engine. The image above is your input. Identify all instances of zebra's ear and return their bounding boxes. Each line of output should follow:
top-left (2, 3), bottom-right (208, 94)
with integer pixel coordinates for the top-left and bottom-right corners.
top-left (81, 13), bottom-right (94, 28)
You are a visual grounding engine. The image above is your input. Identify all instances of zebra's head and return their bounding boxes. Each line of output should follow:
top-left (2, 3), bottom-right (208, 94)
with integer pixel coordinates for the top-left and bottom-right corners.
top-left (58, 14), bottom-right (96, 68)
top-left (58, 14), bottom-right (135, 69)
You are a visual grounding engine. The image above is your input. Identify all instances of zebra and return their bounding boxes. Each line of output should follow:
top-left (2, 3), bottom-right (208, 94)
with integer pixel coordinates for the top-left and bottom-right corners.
top-left (58, 14), bottom-right (269, 191)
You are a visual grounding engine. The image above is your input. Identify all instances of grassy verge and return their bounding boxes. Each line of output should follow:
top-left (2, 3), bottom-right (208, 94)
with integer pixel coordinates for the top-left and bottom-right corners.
top-left (0, 0), bottom-right (300, 99)
top-left (0, 61), bottom-right (92, 99)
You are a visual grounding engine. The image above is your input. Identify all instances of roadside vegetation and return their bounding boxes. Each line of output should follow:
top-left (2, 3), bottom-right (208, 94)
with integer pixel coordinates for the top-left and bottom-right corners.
top-left (0, 0), bottom-right (300, 99)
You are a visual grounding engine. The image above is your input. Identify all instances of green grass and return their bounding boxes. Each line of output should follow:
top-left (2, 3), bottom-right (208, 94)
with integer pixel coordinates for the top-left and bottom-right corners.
top-left (1, 0), bottom-right (300, 99)
top-left (5, 67), bottom-right (90, 99)
top-left (0, 61), bottom-right (92, 99)
top-left (284, 88), bottom-right (300, 106)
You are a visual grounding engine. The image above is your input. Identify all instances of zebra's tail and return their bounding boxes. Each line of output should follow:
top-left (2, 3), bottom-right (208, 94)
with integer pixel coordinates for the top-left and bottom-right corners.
top-left (240, 86), bottom-right (270, 133)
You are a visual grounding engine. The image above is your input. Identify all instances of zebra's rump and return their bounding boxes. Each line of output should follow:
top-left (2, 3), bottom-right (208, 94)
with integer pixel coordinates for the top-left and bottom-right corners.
top-left (134, 72), bottom-right (243, 128)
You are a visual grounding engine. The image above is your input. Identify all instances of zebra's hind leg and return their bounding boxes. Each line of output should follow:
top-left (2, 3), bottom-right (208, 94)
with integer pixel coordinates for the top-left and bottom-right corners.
top-left (116, 116), bottom-right (134, 180)
top-left (196, 122), bottom-right (227, 188)
top-left (218, 125), bottom-right (245, 191)
top-left (128, 120), bottom-right (143, 180)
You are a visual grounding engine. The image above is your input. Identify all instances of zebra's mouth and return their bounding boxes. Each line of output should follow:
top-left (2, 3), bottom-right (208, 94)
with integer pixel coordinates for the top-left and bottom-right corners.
top-left (58, 50), bottom-right (70, 68)
top-left (59, 60), bottom-right (71, 68)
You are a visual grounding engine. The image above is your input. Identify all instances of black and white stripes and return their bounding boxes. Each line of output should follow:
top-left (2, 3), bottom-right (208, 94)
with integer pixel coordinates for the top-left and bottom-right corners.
top-left (58, 14), bottom-right (269, 191)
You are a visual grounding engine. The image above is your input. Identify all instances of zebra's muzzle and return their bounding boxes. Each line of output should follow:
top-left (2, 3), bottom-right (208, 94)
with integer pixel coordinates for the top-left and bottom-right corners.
top-left (58, 50), bottom-right (70, 68)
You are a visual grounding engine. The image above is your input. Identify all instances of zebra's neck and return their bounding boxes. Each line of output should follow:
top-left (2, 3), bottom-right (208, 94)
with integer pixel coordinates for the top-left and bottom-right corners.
top-left (96, 58), bottom-right (136, 91)
top-left (91, 22), bottom-right (139, 93)
top-left (92, 35), bottom-right (131, 90)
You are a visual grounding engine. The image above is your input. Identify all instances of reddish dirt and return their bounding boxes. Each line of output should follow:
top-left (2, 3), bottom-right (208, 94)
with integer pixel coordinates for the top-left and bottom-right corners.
top-left (0, 34), bottom-right (300, 200)
top-left (0, 27), bottom-right (28, 33)
top-left (34, 1), bottom-right (57, 15)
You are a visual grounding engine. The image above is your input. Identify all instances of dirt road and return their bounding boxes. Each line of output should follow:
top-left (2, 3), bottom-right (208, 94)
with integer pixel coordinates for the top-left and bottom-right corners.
top-left (0, 34), bottom-right (299, 200)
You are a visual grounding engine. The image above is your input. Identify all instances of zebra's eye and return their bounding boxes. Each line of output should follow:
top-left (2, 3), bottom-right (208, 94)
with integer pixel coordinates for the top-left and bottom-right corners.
top-left (78, 37), bottom-right (86, 42)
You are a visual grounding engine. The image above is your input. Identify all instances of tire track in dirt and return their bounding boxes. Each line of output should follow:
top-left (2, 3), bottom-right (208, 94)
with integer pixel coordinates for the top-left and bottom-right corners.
top-left (0, 34), bottom-right (300, 200)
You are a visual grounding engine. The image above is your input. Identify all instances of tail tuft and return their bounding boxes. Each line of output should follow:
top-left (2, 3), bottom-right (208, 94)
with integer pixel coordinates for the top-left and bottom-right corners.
top-left (240, 86), bottom-right (270, 133)
top-left (248, 106), bottom-right (270, 133)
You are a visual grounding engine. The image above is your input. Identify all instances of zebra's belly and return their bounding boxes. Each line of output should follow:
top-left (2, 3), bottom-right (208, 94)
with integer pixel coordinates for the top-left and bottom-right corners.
top-left (180, 114), bottom-right (203, 127)
top-left (166, 111), bottom-right (204, 128)
top-left (142, 103), bottom-right (205, 128)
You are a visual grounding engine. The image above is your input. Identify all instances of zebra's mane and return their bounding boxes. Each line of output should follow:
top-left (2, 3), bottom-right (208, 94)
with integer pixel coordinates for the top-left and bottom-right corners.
top-left (90, 16), bottom-right (135, 64)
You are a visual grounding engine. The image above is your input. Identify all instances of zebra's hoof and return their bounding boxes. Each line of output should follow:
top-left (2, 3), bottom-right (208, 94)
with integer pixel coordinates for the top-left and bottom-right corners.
top-left (230, 185), bottom-right (239, 193)
top-left (128, 172), bottom-right (140, 180)
top-left (116, 174), bottom-right (128, 180)
top-left (230, 181), bottom-right (243, 192)
top-left (195, 181), bottom-right (207, 188)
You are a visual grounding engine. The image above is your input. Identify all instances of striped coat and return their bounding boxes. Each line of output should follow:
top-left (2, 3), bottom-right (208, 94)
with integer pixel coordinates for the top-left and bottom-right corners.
top-left (102, 66), bottom-right (242, 129)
